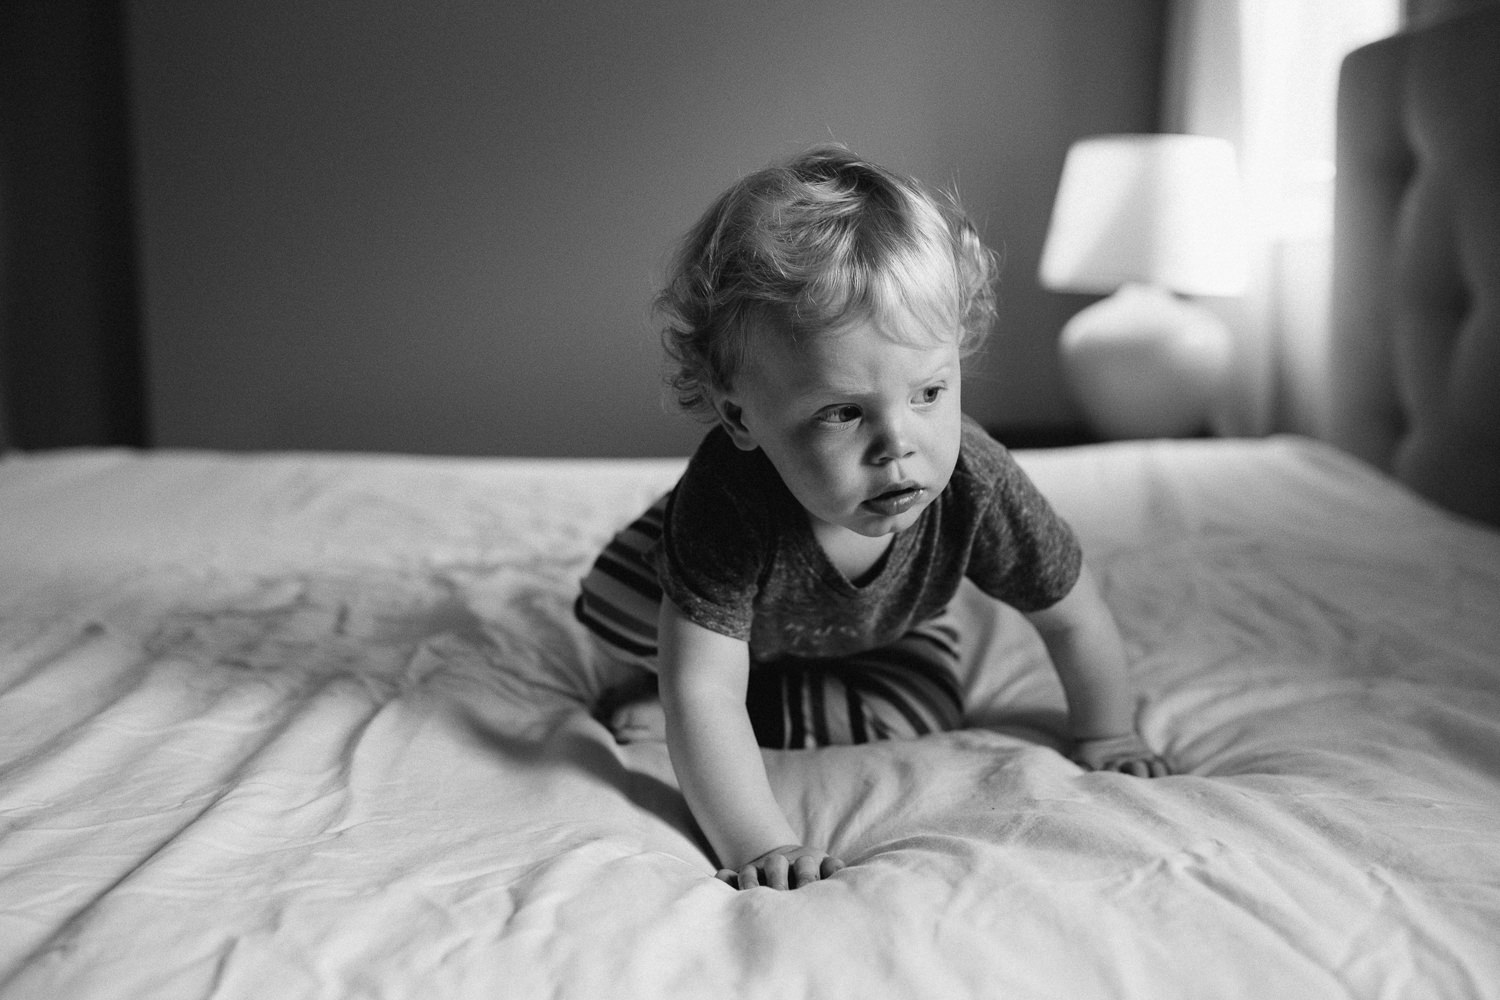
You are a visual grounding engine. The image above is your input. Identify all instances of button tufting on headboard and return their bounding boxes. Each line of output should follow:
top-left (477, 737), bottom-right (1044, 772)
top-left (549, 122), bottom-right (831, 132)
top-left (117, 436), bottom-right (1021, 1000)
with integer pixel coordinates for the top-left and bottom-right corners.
top-left (1328, 4), bottom-right (1500, 527)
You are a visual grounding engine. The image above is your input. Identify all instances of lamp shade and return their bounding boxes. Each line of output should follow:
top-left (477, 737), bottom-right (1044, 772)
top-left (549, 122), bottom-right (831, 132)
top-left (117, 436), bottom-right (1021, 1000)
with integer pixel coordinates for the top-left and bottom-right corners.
top-left (1038, 134), bottom-right (1248, 296)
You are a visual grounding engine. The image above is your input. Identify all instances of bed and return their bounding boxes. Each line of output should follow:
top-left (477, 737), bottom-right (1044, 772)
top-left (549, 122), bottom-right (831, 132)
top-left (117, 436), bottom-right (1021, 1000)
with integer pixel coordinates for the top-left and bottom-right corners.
top-left (3, 10), bottom-right (1499, 999)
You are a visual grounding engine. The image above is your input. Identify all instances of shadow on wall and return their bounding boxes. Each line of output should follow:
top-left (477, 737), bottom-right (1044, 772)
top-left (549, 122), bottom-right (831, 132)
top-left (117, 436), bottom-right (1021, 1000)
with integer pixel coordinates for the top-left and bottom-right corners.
top-left (1404, 0), bottom-right (1500, 25)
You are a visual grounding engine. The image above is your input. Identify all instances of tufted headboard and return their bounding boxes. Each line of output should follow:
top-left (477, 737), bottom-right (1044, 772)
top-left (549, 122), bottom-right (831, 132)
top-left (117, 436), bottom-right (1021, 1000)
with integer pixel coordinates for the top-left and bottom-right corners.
top-left (1326, 5), bottom-right (1500, 527)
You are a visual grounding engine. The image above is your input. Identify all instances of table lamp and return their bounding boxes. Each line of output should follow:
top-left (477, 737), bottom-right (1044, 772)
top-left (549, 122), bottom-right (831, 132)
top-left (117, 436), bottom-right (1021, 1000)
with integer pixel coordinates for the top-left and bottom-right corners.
top-left (1039, 134), bottom-right (1248, 439)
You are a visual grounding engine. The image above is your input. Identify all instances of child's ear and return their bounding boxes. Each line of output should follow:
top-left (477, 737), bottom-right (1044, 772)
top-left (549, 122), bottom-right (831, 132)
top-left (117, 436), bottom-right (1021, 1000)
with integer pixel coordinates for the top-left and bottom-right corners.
top-left (712, 396), bottom-right (759, 451)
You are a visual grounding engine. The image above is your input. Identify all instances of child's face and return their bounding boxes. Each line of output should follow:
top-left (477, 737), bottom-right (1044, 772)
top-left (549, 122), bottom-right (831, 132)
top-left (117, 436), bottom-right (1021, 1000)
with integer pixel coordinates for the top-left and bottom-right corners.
top-left (716, 318), bottom-right (963, 539)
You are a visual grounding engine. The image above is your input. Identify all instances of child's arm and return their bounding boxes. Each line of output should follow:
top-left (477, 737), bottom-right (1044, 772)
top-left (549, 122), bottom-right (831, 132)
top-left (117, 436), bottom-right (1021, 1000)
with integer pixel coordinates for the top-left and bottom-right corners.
top-left (657, 598), bottom-right (847, 888)
top-left (1023, 564), bottom-right (1170, 777)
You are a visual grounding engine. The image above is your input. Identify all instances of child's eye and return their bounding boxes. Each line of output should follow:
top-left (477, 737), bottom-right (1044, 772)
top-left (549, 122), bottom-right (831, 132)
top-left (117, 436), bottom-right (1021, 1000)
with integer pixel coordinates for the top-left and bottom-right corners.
top-left (916, 385), bottom-right (946, 406)
top-left (815, 405), bottom-right (862, 425)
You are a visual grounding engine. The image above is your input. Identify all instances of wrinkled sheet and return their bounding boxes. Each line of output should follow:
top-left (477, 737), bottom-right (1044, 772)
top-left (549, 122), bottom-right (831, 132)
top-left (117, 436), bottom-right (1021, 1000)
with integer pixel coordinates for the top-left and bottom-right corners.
top-left (2, 437), bottom-right (1498, 999)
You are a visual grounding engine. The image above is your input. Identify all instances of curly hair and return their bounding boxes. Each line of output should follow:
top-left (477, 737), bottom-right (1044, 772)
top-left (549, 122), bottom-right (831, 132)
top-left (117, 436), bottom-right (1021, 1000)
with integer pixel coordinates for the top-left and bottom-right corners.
top-left (656, 145), bottom-right (1000, 420)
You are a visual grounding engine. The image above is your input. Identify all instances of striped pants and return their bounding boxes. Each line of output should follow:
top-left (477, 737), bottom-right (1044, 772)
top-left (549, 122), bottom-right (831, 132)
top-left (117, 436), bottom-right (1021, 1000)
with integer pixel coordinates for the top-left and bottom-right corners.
top-left (575, 493), bottom-right (965, 749)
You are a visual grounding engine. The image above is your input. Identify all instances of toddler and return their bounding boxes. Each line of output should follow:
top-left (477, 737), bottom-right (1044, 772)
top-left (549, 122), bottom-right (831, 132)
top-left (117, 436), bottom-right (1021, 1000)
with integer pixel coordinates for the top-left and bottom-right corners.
top-left (576, 146), bottom-right (1168, 891)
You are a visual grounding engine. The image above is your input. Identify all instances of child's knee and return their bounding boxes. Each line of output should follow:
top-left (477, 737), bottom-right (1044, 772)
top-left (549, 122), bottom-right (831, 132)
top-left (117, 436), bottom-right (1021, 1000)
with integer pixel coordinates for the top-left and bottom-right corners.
top-left (744, 644), bottom-right (965, 749)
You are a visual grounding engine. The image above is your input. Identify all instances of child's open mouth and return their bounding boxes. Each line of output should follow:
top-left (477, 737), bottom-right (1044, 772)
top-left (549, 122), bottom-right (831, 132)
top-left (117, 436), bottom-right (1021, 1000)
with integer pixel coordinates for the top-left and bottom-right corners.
top-left (862, 484), bottom-right (925, 517)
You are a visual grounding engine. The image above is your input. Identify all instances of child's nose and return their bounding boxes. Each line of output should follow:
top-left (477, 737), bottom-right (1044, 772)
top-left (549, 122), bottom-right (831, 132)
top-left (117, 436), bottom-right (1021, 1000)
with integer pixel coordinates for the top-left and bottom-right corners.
top-left (870, 417), bottom-right (917, 464)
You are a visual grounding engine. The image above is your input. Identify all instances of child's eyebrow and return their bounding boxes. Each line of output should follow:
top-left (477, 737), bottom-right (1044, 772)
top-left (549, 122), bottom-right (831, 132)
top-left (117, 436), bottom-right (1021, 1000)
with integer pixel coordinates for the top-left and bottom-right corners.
top-left (906, 358), bottom-right (958, 387)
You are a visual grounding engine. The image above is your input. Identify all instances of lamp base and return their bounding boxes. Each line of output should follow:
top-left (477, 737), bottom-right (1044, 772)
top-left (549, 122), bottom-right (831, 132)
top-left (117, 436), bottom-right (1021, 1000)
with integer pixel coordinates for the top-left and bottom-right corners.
top-left (1058, 283), bottom-right (1233, 440)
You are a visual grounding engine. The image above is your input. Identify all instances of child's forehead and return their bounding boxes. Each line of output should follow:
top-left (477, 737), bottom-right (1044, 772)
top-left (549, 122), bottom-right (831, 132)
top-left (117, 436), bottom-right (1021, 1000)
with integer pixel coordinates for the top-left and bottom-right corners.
top-left (744, 318), bottom-right (960, 388)
top-left (798, 310), bottom-right (961, 358)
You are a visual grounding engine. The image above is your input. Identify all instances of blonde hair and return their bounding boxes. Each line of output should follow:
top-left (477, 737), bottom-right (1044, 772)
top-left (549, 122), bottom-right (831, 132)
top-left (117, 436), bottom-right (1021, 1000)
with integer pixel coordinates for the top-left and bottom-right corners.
top-left (657, 145), bottom-right (999, 420)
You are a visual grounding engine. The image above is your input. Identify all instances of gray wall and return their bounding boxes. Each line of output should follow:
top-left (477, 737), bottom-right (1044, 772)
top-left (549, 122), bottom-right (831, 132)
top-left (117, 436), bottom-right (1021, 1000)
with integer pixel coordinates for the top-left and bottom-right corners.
top-left (129, 1), bottom-right (1165, 457)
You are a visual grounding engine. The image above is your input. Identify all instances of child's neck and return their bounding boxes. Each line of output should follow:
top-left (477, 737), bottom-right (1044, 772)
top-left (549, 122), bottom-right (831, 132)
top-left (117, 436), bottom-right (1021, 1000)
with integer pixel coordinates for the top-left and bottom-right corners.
top-left (809, 519), bottom-right (895, 586)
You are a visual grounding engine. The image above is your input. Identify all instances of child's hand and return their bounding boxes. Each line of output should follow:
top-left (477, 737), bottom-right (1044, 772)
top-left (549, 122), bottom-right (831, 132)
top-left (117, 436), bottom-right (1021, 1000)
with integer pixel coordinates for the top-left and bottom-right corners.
top-left (715, 844), bottom-right (846, 890)
top-left (1072, 733), bottom-right (1171, 777)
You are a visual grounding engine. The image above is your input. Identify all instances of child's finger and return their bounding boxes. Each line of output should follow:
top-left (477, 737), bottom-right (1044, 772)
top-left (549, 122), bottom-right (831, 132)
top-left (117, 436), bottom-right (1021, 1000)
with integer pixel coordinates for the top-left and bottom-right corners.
top-left (791, 854), bottom-right (821, 888)
top-left (762, 852), bottom-right (791, 890)
top-left (820, 856), bottom-right (846, 879)
top-left (1120, 755), bottom-right (1171, 778)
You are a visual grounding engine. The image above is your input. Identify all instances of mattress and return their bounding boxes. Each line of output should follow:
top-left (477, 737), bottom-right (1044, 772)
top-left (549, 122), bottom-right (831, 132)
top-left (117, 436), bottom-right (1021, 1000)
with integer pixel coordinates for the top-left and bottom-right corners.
top-left (2, 437), bottom-right (1498, 998)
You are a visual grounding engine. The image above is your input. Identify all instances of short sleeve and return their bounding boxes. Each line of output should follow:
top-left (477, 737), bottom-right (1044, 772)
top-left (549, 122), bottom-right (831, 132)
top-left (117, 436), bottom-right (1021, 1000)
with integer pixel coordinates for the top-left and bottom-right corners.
top-left (961, 429), bottom-right (1083, 612)
top-left (648, 431), bottom-right (774, 641)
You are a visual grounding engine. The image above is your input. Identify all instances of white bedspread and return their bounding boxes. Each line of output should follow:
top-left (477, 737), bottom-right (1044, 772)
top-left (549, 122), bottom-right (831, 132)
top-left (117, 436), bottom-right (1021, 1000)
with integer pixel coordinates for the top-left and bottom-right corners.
top-left (2, 437), bottom-right (1498, 999)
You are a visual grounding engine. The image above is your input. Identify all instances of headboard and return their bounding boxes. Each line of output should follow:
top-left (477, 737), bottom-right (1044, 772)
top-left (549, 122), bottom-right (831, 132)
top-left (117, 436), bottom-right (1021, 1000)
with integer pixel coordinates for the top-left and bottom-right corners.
top-left (1326, 5), bottom-right (1500, 527)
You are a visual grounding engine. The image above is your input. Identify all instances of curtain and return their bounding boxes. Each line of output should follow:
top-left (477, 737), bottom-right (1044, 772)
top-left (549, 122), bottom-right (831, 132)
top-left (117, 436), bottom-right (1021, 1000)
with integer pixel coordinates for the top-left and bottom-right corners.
top-left (0, 0), bottom-right (146, 450)
top-left (1161, 0), bottom-right (1400, 437)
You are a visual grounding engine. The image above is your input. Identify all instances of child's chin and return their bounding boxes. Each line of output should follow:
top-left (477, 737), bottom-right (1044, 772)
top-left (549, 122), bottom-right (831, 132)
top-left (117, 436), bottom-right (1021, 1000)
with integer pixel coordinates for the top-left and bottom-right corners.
top-left (854, 507), bottom-right (924, 536)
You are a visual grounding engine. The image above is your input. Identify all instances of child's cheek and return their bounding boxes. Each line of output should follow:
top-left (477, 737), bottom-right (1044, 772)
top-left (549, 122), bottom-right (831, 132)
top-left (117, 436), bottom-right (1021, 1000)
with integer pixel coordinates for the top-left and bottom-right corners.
top-left (786, 424), bottom-right (854, 467)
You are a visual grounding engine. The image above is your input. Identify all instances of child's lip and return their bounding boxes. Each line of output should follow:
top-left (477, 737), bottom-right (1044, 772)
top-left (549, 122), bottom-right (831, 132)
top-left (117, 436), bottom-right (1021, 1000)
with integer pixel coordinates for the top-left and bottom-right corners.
top-left (862, 483), bottom-right (925, 516)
